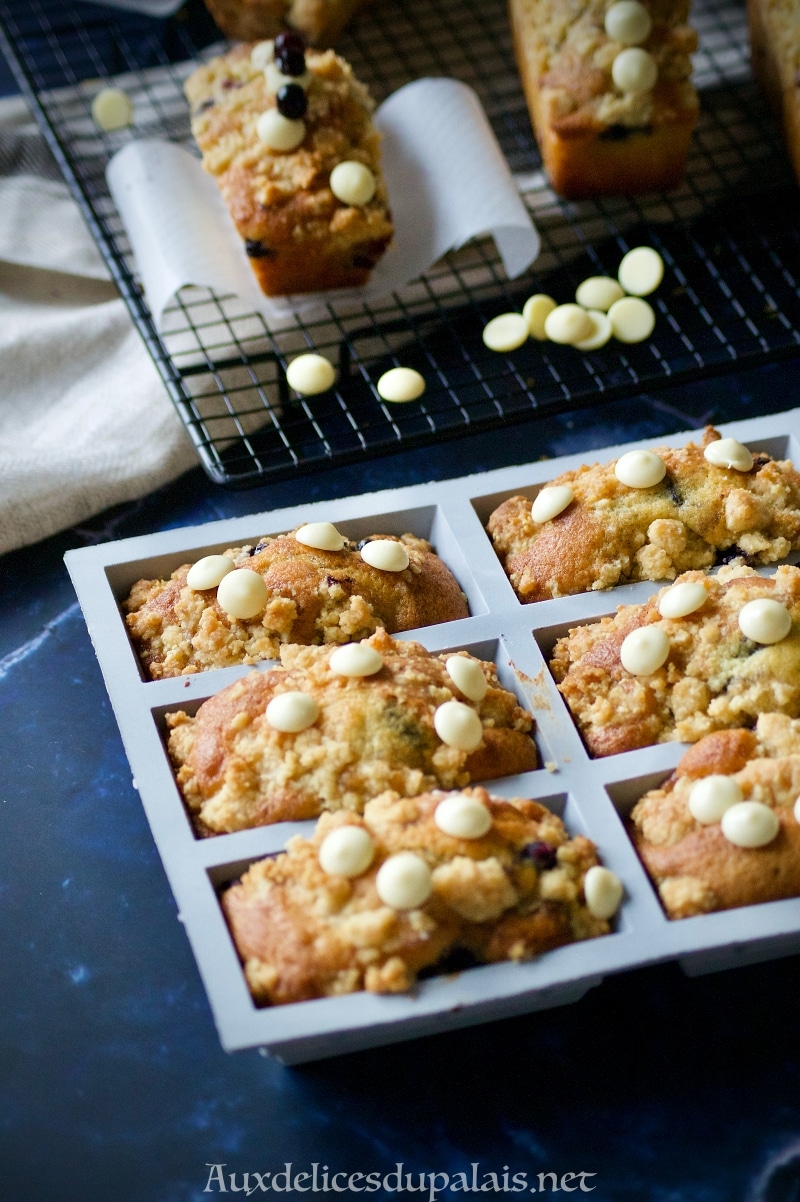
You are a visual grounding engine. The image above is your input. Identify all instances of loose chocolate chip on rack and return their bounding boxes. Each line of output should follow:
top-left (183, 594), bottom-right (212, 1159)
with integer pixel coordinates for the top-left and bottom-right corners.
top-left (575, 276), bottom-right (624, 311)
top-left (276, 83), bottom-right (308, 120)
top-left (574, 309), bottom-right (612, 350)
top-left (376, 367), bottom-right (426, 403)
top-left (608, 296), bottom-right (656, 342)
top-left (523, 294), bottom-right (557, 340)
top-left (91, 87), bottom-right (133, 131)
top-left (618, 246), bottom-right (664, 296)
top-left (286, 353), bottom-right (336, 396)
top-left (544, 304), bottom-right (594, 345)
top-left (482, 313), bottom-right (529, 352)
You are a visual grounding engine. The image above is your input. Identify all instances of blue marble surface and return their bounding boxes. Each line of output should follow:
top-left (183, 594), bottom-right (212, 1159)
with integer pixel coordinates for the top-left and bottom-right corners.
top-left (3, 358), bottom-right (800, 1202)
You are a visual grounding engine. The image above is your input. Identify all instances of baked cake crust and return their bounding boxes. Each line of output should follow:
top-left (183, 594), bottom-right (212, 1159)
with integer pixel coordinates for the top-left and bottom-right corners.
top-left (184, 43), bottom-right (393, 295)
top-left (124, 531), bottom-right (468, 680)
top-left (167, 630), bottom-right (539, 833)
top-left (487, 427), bottom-right (800, 602)
top-left (747, 0), bottom-right (800, 186)
top-left (202, 0), bottom-right (369, 45)
top-left (629, 714), bottom-right (800, 918)
top-left (551, 565), bottom-right (800, 757)
top-left (223, 786), bottom-right (609, 1003)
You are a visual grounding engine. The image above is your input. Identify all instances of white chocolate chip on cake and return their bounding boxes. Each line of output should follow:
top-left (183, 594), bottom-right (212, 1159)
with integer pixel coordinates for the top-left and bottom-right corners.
top-left (256, 108), bottom-right (306, 151)
top-left (604, 0), bottom-right (653, 45)
top-left (434, 794), bottom-right (492, 839)
top-left (377, 367), bottom-right (426, 403)
top-left (216, 568), bottom-right (268, 619)
top-left (544, 303), bottom-right (594, 345)
top-left (482, 313), bottom-right (529, 352)
top-left (250, 41), bottom-right (275, 71)
top-left (523, 294), bottom-right (557, 340)
top-left (294, 522), bottom-right (345, 551)
top-left (360, 540), bottom-right (410, 571)
top-left (330, 160), bottom-right (376, 206)
top-left (265, 61), bottom-right (311, 92)
top-left (608, 296), bottom-right (656, 342)
top-left (376, 852), bottom-right (432, 909)
top-left (532, 484), bottom-right (574, 523)
top-left (612, 47), bottom-right (658, 93)
top-left (186, 554), bottom-right (235, 591)
top-left (620, 626), bottom-right (670, 674)
top-left (658, 580), bottom-right (709, 619)
top-left (614, 449), bottom-right (666, 488)
top-left (738, 598), bottom-right (792, 644)
top-left (688, 775), bottom-right (743, 824)
top-left (318, 826), bottom-right (375, 877)
top-left (618, 246), bottom-right (664, 296)
top-left (574, 310), bottom-right (613, 350)
top-left (721, 801), bottom-right (779, 848)
top-left (329, 643), bottom-right (384, 677)
top-left (703, 438), bottom-right (754, 472)
top-left (91, 87), bottom-right (133, 131)
top-left (445, 656), bottom-right (488, 702)
top-left (434, 700), bottom-right (484, 751)
top-left (266, 691), bottom-right (320, 733)
top-left (286, 353), bottom-right (336, 395)
top-left (794, 797), bottom-right (800, 824)
top-left (583, 866), bottom-right (624, 919)
top-left (575, 276), bottom-right (625, 311)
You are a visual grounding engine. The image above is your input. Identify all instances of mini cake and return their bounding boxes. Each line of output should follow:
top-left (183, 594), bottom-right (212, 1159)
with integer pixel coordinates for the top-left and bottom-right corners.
top-left (508, 0), bottom-right (699, 197)
top-left (551, 564), bottom-right (800, 757)
top-left (747, 0), bottom-right (800, 187)
top-left (487, 427), bottom-right (800, 602)
top-left (167, 629), bottom-right (539, 833)
top-left (184, 38), bottom-right (393, 295)
top-left (201, 0), bottom-right (368, 45)
top-left (223, 786), bottom-right (618, 1003)
top-left (629, 713), bottom-right (800, 918)
top-left (124, 527), bottom-right (468, 679)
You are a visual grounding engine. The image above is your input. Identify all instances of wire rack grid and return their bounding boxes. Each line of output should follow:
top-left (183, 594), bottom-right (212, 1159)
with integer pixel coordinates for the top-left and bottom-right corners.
top-left (1, 0), bottom-right (799, 486)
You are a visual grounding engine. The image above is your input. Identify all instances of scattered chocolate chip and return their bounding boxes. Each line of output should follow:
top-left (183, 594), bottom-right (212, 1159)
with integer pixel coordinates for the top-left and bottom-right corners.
top-left (521, 841), bottom-right (558, 870)
top-left (245, 240), bottom-right (276, 259)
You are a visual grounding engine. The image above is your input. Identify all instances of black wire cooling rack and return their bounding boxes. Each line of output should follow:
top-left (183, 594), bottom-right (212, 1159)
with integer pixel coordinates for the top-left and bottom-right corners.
top-left (1, 0), bottom-right (799, 485)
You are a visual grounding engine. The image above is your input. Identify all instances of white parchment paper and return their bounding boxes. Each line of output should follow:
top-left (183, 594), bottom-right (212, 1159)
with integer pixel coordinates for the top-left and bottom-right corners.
top-left (106, 78), bottom-right (540, 327)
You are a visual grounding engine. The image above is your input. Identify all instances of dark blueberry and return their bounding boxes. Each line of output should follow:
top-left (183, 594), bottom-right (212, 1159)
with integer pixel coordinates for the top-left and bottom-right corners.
top-left (751, 453), bottom-right (771, 470)
top-left (195, 97), bottom-right (215, 113)
top-left (276, 83), bottom-right (308, 120)
top-left (244, 239), bottom-right (275, 259)
top-left (274, 30), bottom-right (306, 55)
top-left (221, 78), bottom-right (244, 90)
top-left (275, 45), bottom-right (306, 77)
top-left (666, 476), bottom-right (682, 506)
top-left (521, 841), bottom-right (558, 870)
top-left (252, 539), bottom-right (270, 554)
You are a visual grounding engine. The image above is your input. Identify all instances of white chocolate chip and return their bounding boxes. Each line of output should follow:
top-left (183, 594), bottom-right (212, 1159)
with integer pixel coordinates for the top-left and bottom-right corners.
top-left (620, 625), bottom-right (670, 675)
top-left (256, 108), bottom-right (306, 151)
top-left (575, 276), bottom-right (625, 311)
top-left (532, 484), bottom-right (575, 523)
top-left (264, 61), bottom-right (311, 92)
top-left (738, 598), bottom-right (792, 644)
top-left (794, 796), bottom-right (800, 824)
top-left (250, 40), bottom-right (275, 71)
top-left (215, 568), bottom-right (268, 619)
top-left (614, 449), bottom-right (666, 488)
top-left (330, 160), bottom-right (376, 206)
top-left (375, 852), bottom-right (432, 909)
top-left (583, 865), bottom-right (624, 919)
top-left (91, 87), bottom-right (133, 131)
top-left (703, 437), bottom-right (754, 472)
top-left (611, 46), bottom-right (658, 93)
top-left (318, 826), bottom-right (375, 877)
top-left (544, 303), bottom-right (594, 345)
top-left (658, 580), bottom-right (709, 619)
top-left (295, 522), bottom-right (345, 551)
top-left (433, 700), bottom-right (484, 752)
top-left (329, 643), bottom-right (384, 677)
top-left (523, 294), bottom-right (557, 340)
top-left (608, 296), bottom-right (656, 342)
top-left (482, 312), bottom-right (529, 352)
top-left (286, 353), bottom-right (336, 396)
top-left (688, 775), bottom-right (743, 824)
top-left (720, 801), bottom-right (780, 848)
top-left (360, 540), bottom-right (409, 572)
top-left (186, 554), bottom-right (236, 591)
top-left (617, 246), bottom-right (664, 296)
top-left (265, 691), bottom-right (320, 733)
top-left (377, 367), bottom-right (426, 403)
top-left (604, 0), bottom-right (653, 44)
top-left (574, 310), bottom-right (613, 350)
top-left (434, 794), bottom-right (492, 839)
top-left (445, 656), bottom-right (488, 702)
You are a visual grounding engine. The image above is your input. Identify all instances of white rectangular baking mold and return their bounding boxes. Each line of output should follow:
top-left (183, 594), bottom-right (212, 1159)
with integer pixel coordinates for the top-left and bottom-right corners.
top-left (65, 408), bottom-right (800, 1063)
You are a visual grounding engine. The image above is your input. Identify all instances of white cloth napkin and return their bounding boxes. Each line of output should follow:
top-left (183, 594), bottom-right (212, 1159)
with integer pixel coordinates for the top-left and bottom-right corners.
top-left (0, 96), bottom-right (197, 557)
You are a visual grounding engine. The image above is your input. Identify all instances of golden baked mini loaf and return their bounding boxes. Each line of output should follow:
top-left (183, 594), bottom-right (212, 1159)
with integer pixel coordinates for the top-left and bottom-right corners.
top-left (629, 713), bottom-right (800, 918)
top-left (223, 786), bottom-right (614, 1003)
top-left (508, 0), bottom-right (699, 196)
top-left (747, 0), bottom-right (800, 187)
top-left (201, 0), bottom-right (368, 44)
top-left (487, 427), bottom-right (800, 602)
top-left (167, 630), bottom-right (539, 833)
top-left (551, 564), bottom-right (800, 757)
top-left (184, 39), bottom-right (393, 295)
top-left (124, 529), bottom-right (467, 679)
